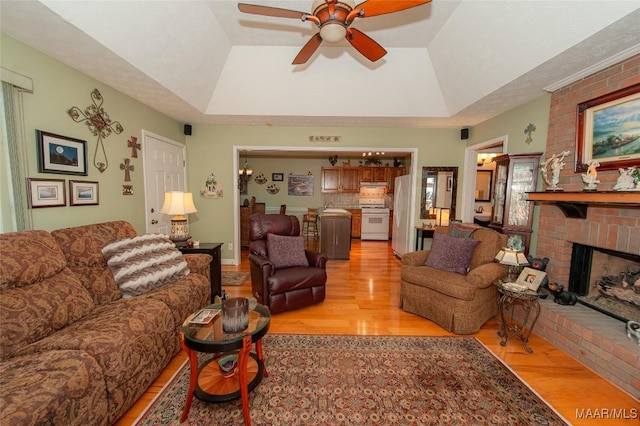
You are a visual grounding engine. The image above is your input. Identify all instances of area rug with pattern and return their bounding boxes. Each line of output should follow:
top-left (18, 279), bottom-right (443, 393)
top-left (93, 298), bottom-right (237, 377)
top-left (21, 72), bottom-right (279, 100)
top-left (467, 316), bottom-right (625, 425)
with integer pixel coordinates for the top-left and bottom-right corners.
top-left (134, 334), bottom-right (568, 425)
top-left (221, 271), bottom-right (249, 287)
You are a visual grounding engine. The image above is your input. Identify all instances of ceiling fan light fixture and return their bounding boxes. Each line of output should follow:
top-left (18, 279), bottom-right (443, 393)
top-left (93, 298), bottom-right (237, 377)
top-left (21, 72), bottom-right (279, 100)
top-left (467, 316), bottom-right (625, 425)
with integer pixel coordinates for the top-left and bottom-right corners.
top-left (320, 23), bottom-right (347, 43)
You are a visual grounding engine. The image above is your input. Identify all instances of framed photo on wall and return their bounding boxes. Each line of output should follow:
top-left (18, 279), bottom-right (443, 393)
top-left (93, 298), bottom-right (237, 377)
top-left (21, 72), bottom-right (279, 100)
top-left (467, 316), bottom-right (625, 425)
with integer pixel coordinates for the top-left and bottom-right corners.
top-left (272, 173), bottom-right (284, 182)
top-left (69, 180), bottom-right (99, 206)
top-left (36, 130), bottom-right (88, 175)
top-left (575, 82), bottom-right (640, 172)
top-left (27, 178), bottom-right (66, 208)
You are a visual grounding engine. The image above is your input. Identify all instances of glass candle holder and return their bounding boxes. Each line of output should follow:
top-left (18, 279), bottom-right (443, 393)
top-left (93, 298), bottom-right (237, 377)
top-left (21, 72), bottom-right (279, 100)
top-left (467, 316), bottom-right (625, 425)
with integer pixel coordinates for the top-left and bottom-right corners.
top-left (222, 297), bottom-right (249, 333)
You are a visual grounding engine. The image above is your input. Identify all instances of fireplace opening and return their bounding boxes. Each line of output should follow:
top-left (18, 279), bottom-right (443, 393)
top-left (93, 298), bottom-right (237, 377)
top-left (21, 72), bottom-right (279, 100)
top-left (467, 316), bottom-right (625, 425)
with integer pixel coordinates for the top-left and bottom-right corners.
top-left (569, 243), bottom-right (640, 323)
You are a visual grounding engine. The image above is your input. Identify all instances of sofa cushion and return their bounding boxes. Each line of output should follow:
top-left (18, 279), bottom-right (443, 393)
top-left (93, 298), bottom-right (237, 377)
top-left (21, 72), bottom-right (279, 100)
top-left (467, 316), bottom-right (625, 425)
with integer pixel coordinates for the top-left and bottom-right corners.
top-left (102, 234), bottom-right (189, 298)
top-left (0, 350), bottom-right (108, 426)
top-left (449, 222), bottom-right (481, 238)
top-left (52, 221), bottom-right (138, 305)
top-left (425, 232), bottom-right (480, 275)
top-left (267, 234), bottom-right (309, 269)
top-left (0, 230), bottom-right (95, 361)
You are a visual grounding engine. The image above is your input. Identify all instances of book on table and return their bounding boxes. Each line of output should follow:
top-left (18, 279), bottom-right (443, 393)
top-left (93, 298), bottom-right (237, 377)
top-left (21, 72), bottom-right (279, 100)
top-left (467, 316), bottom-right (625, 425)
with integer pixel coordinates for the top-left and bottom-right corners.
top-left (189, 308), bottom-right (220, 324)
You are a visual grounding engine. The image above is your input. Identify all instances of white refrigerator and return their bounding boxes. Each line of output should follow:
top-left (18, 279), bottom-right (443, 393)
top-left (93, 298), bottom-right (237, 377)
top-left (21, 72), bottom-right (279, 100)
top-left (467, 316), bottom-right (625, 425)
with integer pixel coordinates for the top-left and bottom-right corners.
top-left (392, 174), bottom-right (412, 258)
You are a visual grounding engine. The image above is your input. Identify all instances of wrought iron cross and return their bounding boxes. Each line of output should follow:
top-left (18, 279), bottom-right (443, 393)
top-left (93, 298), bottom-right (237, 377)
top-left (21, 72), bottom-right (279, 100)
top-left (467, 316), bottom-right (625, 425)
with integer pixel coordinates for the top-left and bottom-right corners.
top-left (68, 88), bottom-right (123, 172)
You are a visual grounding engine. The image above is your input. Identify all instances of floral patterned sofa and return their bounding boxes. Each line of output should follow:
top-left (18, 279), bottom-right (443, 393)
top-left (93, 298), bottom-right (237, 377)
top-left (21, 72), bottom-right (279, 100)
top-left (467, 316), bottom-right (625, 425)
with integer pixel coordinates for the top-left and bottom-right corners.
top-left (0, 221), bottom-right (211, 425)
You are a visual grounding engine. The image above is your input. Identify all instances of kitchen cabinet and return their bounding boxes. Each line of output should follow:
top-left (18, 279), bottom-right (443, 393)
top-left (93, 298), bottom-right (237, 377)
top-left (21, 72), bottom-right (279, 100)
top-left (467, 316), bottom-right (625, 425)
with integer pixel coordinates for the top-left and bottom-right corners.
top-left (321, 167), bottom-right (360, 193)
top-left (320, 214), bottom-right (352, 259)
top-left (359, 167), bottom-right (388, 183)
top-left (386, 167), bottom-right (406, 193)
top-left (489, 153), bottom-right (542, 254)
top-left (240, 202), bottom-right (265, 248)
top-left (347, 209), bottom-right (361, 238)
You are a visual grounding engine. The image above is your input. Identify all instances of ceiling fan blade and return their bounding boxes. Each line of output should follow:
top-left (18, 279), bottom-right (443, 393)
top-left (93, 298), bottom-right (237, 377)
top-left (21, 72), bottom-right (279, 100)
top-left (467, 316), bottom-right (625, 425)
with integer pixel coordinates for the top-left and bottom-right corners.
top-left (238, 3), bottom-right (308, 20)
top-left (346, 28), bottom-right (387, 62)
top-left (293, 34), bottom-right (323, 65)
top-left (351, 0), bottom-right (431, 18)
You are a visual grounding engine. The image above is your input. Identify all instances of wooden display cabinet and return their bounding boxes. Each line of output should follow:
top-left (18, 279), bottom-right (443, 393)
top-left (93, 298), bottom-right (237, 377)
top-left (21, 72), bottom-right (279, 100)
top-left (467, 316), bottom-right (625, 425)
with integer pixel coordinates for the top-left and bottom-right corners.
top-left (489, 153), bottom-right (542, 254)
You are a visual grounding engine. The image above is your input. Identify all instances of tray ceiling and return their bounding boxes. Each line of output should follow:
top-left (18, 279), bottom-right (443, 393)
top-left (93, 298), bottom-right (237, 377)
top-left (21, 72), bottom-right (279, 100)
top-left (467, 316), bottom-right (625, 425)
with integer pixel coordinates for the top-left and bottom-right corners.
top-left (1, 0), bottom-right (639, 128)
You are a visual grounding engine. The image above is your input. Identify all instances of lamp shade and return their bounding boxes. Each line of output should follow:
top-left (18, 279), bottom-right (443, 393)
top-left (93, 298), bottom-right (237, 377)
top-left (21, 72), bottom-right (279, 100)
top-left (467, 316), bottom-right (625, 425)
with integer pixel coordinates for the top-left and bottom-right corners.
top-left (494, 247), bottom-right (528, 266)
top-left (160, 191), bottom-right (197, 216)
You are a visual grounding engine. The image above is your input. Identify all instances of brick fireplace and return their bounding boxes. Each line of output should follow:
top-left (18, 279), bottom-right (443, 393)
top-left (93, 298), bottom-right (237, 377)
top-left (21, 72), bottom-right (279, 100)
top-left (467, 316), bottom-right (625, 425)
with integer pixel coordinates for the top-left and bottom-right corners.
top-left (525, 54), bottom-right (640, 398)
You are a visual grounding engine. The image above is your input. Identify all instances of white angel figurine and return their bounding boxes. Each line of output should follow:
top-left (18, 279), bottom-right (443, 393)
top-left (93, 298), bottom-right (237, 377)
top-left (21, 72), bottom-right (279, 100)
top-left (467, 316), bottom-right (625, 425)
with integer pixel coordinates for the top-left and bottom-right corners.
top-left (540, 150), bottom-right (571, 190)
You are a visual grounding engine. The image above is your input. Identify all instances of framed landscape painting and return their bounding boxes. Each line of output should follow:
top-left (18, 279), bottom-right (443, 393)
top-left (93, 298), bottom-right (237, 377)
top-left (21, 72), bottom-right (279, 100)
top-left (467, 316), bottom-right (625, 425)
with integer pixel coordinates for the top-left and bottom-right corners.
top-left (28, 178), bottom-right (66, 208)
top-left (575, 83), bottom-right (640, 171)
top-left (69, 180), bottom-right (99, 206)
top-left (37, 130), bottom-right (88, 175)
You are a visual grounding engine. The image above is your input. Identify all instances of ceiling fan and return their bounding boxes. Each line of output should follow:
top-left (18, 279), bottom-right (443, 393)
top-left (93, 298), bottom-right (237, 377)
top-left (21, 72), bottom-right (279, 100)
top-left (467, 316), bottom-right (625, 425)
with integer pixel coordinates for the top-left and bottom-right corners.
top-left (237, 0), bottom-right (431, 65)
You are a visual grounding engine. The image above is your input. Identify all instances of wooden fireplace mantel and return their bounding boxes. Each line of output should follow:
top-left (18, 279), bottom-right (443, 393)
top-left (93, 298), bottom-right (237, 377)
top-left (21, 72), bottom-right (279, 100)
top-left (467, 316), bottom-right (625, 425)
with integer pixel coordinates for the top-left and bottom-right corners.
top-left (526, 191), bottom-right (640, 218)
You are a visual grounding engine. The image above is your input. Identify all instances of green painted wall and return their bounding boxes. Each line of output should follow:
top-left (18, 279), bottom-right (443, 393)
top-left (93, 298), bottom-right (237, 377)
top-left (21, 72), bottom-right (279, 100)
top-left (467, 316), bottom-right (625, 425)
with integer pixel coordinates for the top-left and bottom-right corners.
top-left (467, 93), bottom-right (551, 156)
top-left (464, 93), bottom-right (552, 254)
top-left (1, 34), bottom-right (185, 233)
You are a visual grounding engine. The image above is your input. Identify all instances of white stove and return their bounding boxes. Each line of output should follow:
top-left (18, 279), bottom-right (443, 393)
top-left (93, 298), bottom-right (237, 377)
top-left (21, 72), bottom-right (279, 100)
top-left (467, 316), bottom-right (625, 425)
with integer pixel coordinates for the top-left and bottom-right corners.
top-left (359, 183), bottom-right (390, 240)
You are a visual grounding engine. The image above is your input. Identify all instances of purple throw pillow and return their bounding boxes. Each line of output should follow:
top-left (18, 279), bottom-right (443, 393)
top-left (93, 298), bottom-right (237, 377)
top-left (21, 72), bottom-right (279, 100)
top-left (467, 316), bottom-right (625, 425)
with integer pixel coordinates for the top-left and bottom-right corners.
top-left (425, 232), bottom-right (480, 275)
top-left (267, 234), bottom-right (309, 269)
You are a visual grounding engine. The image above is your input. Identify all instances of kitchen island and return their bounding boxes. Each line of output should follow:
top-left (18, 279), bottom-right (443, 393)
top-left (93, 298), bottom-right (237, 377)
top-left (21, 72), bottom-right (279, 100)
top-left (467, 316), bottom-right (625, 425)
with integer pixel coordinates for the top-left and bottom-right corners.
top-left (319, 208), bottom-right (352, 260)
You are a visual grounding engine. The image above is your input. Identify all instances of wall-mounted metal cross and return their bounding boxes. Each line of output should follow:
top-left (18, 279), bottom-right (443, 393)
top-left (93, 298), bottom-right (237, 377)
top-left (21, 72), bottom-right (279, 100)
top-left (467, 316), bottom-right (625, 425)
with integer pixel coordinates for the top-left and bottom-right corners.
top-left (120, 158), bottom-right (134, 182)
top-left (127, 136), bottom-right (141, 158)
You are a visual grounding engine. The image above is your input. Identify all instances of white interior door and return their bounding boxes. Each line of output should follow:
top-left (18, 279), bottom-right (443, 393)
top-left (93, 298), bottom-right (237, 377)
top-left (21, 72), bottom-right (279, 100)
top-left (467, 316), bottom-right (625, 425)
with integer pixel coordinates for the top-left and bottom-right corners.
top-left (142, 130), bottom-right (186, 234)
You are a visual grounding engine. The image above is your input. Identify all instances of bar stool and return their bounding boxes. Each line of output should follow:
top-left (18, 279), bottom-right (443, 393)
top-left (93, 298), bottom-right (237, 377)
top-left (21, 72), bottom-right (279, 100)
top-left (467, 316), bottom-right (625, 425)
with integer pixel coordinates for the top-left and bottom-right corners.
top-left (302, 208), bottom-right (319, 238)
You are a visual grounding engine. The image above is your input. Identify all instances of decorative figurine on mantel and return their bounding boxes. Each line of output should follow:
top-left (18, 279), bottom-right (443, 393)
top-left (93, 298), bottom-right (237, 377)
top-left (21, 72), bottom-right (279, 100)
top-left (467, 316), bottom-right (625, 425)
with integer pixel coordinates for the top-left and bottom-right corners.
top-left (540, 150), bottom-right (571, 191)
top-left (581, 159), bottom-right (600, 191)
top-left (613, 166), bottom-right (640, 191)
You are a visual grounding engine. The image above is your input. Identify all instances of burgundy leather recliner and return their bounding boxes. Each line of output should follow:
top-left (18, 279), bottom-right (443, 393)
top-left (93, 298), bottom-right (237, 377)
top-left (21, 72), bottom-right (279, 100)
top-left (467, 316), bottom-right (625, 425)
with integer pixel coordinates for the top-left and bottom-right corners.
top-left (248, 214), bottom-right (327, 314)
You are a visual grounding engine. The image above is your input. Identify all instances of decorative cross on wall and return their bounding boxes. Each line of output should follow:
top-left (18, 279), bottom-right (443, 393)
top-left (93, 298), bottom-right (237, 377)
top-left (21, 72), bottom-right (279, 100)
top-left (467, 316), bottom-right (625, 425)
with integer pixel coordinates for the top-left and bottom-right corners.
top-left (524, 123), bottom-right (536, 145)
top-left (120, 158), bottom-right (134, 182)
top-left (68, 88), bottom-right (124, 172)
top-left (127, 136), bottom-right (141, 158)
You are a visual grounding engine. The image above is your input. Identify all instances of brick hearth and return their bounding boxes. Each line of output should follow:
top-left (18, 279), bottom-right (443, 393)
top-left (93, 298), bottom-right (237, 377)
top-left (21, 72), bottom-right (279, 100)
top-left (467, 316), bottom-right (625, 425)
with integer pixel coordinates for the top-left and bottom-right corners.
top-left (517, 300), bottom-right (640, 398)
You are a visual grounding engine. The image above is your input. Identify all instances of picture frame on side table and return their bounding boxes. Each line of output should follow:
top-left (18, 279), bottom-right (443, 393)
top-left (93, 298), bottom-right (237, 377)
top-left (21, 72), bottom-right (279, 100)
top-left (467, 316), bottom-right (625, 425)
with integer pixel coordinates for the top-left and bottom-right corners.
top-left (69, 180), bottom-right (99, 206)
top-left (516, 267), bottom-right (547, 292)
top-left (27, 178), bottom-right (66, 208)
top-left (36, 130), bottom-right (88, 176)
top-left (575, 82), bottom-right (640, 172)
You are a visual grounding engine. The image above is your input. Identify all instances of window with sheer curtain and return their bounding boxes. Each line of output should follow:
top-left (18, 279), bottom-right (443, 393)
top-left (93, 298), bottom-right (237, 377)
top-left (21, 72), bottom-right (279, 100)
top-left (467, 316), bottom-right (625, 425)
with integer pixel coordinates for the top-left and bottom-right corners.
top-left (1, 71), bottom-right (33, 232)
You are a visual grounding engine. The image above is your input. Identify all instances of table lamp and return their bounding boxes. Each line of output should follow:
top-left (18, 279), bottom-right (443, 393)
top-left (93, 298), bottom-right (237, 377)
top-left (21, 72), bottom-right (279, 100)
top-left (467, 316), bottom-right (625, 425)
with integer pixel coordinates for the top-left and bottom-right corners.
top-left (160, 191), bottom-right (197, 247)
top-left (494, 247), bottom-right (528, 281)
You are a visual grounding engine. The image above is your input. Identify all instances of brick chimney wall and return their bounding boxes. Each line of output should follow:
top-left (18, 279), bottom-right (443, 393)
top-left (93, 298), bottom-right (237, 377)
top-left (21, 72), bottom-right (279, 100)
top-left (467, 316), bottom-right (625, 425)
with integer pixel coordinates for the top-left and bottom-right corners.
top-left (536, 54), bottom-right (640, 285)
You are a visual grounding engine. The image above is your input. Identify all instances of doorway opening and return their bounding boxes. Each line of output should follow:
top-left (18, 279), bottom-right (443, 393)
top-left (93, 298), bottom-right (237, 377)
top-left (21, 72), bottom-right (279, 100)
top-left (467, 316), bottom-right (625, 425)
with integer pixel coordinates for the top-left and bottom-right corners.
top-left (231, 146), bottom-right (419, 265)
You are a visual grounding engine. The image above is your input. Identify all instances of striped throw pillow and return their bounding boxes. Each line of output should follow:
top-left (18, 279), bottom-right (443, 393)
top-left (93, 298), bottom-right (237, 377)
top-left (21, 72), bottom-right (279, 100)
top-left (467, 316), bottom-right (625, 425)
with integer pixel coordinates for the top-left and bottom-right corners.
top-left (102, 234), bottom-right (189, 298)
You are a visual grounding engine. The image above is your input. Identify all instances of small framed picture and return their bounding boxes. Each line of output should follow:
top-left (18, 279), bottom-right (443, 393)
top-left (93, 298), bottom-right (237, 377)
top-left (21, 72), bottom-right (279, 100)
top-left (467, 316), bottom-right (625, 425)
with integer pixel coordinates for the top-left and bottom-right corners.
top-left (27, 178), bottom-right (66, 208)
top-left (69, 180), bottom-right (99, 206)
top-left (36, 130), bottom-right (88, 176)
top-left (272, 173), bottom-right (284, 182)
top-left (516, 267), bottom-right (547, 292)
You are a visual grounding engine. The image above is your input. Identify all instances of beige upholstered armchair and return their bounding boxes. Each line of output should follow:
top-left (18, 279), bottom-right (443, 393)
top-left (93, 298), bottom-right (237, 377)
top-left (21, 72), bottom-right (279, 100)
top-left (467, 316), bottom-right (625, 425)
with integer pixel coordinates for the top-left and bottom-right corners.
top-left (400, 225), bottom-right (508, 334)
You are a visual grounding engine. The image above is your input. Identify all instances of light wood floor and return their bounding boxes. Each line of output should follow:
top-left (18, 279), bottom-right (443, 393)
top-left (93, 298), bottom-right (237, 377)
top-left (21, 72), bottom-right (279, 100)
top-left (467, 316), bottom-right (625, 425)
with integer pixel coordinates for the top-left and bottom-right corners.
top-left (116, 240), bottom-right (638, 425)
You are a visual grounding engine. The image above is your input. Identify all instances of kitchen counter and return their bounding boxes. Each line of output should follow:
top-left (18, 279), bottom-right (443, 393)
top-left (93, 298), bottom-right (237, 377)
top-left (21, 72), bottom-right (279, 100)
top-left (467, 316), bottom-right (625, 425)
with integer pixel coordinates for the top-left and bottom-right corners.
top-left (319, 208), bottom-right (353, 217)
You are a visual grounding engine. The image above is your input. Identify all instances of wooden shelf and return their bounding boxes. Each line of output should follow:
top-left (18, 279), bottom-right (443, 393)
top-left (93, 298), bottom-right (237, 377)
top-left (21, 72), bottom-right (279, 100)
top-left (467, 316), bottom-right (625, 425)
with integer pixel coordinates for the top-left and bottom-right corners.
top-left (526, 191), bottom-right (640, 218)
